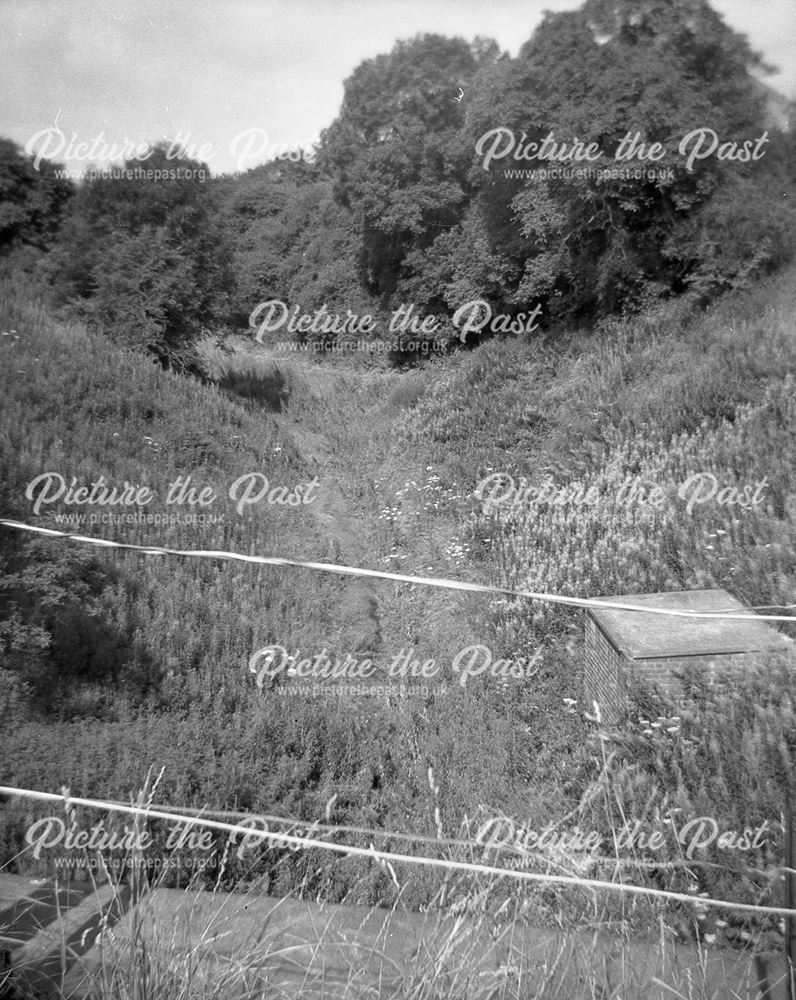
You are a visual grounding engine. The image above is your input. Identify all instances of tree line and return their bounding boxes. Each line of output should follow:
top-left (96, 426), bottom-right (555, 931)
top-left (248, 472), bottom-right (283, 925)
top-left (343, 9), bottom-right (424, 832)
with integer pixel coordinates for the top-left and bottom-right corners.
top-left (2, 0), bottom-right (795, 367)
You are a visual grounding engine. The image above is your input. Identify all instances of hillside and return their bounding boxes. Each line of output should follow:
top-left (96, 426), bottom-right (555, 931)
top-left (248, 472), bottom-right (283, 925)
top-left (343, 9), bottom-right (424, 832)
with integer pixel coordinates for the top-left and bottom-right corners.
top-left (2, 263), bottom-right (795, 943)
top-left (2, 0), bottom-right (796, 992)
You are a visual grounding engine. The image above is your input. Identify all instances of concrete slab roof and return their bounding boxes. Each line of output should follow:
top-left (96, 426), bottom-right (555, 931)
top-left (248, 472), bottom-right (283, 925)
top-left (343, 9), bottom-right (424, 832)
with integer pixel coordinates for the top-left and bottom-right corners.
top-left (587, 589), bottom-right (791, 660)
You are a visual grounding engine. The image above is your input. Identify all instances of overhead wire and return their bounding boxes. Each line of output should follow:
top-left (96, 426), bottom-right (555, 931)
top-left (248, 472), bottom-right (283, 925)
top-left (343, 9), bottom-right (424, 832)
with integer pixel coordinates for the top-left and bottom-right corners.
top-left (1, 519), bottom-right (794, 623)
top-left (2, 786), bottom-right (794, 919)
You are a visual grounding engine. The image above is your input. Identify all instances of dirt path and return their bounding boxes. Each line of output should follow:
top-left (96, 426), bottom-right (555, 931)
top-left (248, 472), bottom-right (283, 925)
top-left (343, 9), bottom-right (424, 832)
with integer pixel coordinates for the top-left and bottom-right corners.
top-left (270, 393), bottom-right (385, 662)
top-left (218, 338), bottom-right (392, 663)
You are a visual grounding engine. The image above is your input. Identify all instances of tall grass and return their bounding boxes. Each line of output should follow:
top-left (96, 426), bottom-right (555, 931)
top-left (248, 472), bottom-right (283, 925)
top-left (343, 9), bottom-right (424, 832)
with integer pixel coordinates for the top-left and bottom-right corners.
top-left (2, 263), bottom-right (795, 959)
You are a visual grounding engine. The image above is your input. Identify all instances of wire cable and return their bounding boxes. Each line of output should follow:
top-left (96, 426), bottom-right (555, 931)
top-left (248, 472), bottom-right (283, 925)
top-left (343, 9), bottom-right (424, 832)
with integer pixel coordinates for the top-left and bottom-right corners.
top-left (1, 519), bottom-right (794, 623)
top-left (2, 786), bottom-right (794, 919)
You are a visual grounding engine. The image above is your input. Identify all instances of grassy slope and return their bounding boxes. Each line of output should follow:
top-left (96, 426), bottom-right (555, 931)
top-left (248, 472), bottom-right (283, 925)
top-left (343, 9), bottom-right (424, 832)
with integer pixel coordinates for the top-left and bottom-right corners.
top-left (1, 268), bottom-right (795, 933)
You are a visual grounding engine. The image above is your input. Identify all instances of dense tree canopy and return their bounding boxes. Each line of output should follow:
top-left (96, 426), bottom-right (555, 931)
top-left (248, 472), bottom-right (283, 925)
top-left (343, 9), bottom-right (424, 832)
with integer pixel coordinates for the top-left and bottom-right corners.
top-left (318, 34), bottom-right (500, 302)
top-left (0, 140), bottom-right (74, 259)
top-left (44, 144), bottom-right (234, 365)
top-left (2, 0), bottom-right (794, 362)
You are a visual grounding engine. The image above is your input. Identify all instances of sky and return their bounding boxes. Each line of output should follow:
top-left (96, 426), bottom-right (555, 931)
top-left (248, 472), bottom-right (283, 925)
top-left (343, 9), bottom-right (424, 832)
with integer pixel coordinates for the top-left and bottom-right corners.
top-left (1, 0), bottom-right (794, 176)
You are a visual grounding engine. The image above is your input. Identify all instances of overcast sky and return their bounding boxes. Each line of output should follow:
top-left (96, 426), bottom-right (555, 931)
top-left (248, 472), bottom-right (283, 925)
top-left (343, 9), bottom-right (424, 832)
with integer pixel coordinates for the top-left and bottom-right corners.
top-left (2, 0), bottom-right (794, 176)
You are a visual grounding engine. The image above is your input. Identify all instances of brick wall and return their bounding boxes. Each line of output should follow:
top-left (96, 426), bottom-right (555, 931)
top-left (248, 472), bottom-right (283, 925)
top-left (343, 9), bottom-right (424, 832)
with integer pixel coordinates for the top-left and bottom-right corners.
top-left (629, 652), bottom-right (757, 701)
top-left (585, 635), bottom-right (792, 723)
top-left (583, 614), bottom-right (626, 724)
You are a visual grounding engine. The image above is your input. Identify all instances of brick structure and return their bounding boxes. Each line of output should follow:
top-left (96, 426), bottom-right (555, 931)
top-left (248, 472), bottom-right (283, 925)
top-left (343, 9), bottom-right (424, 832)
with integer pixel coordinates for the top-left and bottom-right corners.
top-left (583, 589), bottom-right (792, 724)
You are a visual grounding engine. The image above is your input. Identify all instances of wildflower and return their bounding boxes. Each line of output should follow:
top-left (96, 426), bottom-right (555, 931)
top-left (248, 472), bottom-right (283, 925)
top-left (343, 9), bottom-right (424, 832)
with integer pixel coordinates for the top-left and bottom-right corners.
top-left (584, 701), bottom-right (602, 724)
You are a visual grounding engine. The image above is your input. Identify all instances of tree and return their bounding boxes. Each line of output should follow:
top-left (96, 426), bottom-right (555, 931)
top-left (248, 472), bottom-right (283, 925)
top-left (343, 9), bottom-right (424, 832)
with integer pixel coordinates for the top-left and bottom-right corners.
top-left (462, 0), bottom-right (779, 318)
top-left (0, 140), bottom-right (74, 259)
top-left (319, 34), bottom-right (499, 303)
top-left (49, 143), bottom-right (233, 364)
top-left (88, 226), bottom-right (196, 356)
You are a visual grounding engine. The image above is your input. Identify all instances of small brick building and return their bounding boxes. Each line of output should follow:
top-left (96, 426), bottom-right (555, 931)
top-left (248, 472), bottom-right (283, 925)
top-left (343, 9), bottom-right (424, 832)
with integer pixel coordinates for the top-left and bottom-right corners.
top-left (584, 589), bottom-right (792, 723)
